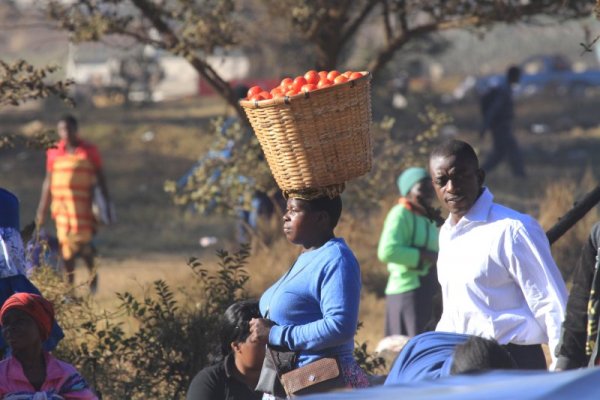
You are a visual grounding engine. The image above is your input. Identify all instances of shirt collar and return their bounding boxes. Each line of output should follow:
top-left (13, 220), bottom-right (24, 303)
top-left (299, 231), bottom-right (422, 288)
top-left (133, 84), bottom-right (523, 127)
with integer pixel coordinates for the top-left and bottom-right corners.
top-left (56, 138), bottom-right (83, 150)
top-left (398, 197), bottom-right (427, 217)
top-left (447, 187), bottom-right (493, 228)
top-left (56, 139), bottom-right (67, 150)
top-left (7, 353), bottom-right (62, 383)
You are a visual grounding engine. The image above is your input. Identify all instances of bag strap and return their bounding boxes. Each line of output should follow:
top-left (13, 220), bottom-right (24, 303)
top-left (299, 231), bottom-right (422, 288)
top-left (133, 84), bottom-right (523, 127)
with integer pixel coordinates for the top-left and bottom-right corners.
top-left (263, 260), bottom-right (299, 376)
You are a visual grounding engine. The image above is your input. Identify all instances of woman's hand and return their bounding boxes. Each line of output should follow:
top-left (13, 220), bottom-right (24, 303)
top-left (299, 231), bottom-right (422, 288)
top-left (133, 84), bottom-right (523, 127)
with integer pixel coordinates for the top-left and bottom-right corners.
top-left (249, 318), bottom-right (275, 345)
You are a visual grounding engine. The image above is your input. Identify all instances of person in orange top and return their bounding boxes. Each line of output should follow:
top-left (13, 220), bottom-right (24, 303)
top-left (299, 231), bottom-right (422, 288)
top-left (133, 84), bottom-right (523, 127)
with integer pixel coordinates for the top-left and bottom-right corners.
top-left (36, 115), bottom-right (111, 292)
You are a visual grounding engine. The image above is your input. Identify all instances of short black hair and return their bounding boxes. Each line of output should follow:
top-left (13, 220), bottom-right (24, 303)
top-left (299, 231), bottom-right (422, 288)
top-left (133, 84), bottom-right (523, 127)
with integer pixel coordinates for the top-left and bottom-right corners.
top-left (219, 299), bottom-right (261, 357)
top-left (450, 336), bottom-right (517, 375)
top-left (304, 196), bottom-right (343, 229)
top-left (430, 139), bottom-right (479, 169)
top-left (59, 115), bottom-right (78, 132)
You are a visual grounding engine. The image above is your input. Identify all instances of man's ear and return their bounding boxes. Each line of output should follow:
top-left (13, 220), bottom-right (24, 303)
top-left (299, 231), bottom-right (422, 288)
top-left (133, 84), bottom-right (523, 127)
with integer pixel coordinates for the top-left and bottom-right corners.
top-left (231, 341), bottom-right (241, 353)
top-left (477, 168), bottom-right (485, 187)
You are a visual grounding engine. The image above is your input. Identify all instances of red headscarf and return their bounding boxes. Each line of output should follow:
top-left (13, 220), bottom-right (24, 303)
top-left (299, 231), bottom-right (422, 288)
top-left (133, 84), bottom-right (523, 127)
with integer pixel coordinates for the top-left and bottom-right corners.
top-left (0, 293), bottom-right (55, 341)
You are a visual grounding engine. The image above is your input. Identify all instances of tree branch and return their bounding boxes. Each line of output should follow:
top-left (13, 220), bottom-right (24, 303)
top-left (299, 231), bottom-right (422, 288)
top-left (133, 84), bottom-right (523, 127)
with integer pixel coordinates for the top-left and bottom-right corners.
top-left (129, 0), bottom-right (243, 120)
top-left (340, 0), bottom-right (380, 47)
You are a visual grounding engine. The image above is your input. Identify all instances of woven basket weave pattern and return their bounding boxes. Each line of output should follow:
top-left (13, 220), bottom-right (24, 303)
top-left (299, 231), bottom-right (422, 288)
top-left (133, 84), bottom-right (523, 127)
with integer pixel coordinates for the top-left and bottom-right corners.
top-left (240, 73), bottom-right (372, 193)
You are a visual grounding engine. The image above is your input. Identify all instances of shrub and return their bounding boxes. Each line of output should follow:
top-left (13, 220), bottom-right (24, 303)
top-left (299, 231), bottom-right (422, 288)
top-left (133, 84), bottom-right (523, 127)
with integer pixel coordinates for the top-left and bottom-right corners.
top-left (32, 243), bottom-right (383, 398)
top-left (33, 245), bottom-right (251, 399)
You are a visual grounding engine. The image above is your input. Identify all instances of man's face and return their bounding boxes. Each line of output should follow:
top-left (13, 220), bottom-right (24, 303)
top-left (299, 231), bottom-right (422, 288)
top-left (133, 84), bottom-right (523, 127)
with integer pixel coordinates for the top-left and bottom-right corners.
top-left (57, 121), bottom-right (77, 142)
top-left (429, 154), bottom-right (484, 223)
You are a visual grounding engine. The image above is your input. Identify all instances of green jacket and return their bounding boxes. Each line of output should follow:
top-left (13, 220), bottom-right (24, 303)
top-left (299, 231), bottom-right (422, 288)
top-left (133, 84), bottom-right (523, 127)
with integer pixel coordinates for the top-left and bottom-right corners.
top-left (377, 201), bottom-right (439, 295)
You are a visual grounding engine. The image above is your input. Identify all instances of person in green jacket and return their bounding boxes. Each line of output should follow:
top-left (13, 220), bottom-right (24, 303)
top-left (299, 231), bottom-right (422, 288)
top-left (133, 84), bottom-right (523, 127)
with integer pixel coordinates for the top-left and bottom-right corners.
top-left (377, 167), bottom-right (440, 337)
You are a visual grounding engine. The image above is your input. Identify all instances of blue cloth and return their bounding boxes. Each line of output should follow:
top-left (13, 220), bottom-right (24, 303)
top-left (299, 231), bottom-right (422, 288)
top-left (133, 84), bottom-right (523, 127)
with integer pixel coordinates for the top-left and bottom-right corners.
top-left (259, 238), bottom-right (361, 367)
top-left (0, 188), bottom-right (64, 353)
top-left (0, 275), bottom-right (64, 353)
top-left (0, 228), bottom-right (28, 278)
top-left (0, 188), bottom-right (19, 230)
top-left (385, 331), bottom-right (471, 386)
top-left (306, 368), bottom-right (600, 400)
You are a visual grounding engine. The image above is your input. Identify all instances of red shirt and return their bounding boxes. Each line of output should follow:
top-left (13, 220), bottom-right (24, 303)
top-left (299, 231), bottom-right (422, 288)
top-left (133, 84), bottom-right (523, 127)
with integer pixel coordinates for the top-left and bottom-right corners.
top-left (46, 139), bottom-right (102, 172)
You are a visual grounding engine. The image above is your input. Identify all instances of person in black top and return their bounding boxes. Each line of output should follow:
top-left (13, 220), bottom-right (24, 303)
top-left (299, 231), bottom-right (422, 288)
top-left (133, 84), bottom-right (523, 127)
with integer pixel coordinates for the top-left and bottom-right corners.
top-left (556, 221), bottom-right (600, 369)
top-left (186, 300), bottom-right (264, 400)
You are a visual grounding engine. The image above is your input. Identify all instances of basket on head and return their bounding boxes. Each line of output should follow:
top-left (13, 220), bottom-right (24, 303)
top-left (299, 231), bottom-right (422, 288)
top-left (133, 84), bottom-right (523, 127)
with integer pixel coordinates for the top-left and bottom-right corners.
top-left (239, 72), bottom-right (373, 197)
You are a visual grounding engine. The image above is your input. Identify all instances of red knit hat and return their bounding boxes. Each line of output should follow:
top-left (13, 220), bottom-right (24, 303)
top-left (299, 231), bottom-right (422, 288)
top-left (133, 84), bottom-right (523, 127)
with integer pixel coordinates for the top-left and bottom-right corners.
top-left (0, 293), bottom-right (55, 341)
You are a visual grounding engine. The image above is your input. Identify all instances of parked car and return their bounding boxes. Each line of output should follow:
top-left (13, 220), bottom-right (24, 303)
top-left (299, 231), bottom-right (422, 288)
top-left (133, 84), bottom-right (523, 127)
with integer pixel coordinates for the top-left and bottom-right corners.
top-left (453, 54), bottom-right (600, 101)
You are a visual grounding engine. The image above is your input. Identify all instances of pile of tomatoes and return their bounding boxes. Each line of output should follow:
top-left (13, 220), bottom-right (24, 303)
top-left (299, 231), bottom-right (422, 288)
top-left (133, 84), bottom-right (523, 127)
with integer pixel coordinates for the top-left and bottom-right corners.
top-left (244, 70), bottom-right (367, 101)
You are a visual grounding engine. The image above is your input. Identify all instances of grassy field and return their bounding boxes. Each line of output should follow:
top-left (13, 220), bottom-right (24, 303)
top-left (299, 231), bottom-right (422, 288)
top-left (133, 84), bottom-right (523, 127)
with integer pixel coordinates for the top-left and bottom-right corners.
top-left (2, 91), bottom-right (600, 363)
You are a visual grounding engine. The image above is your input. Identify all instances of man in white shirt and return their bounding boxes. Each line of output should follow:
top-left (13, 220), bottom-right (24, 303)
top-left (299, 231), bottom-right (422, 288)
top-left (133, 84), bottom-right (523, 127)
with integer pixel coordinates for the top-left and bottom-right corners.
top-left (429, 139), bottom-right (567, 369)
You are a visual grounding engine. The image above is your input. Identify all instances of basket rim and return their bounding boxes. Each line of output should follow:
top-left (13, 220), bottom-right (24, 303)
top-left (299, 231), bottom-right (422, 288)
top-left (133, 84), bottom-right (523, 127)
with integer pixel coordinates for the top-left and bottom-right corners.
top-left (239, 71), bottom-right (371, 109)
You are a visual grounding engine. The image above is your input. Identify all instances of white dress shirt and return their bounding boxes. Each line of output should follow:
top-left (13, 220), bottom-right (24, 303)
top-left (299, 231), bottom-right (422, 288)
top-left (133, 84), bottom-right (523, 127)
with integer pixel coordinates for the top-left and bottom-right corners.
top-left (435, 188), bottom-right (567, 363)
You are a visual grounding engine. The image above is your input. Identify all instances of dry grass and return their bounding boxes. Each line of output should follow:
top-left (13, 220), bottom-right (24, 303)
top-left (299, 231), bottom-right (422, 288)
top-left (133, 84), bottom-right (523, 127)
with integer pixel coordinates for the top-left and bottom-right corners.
top-left (538, 167), bottom-right (600, 280)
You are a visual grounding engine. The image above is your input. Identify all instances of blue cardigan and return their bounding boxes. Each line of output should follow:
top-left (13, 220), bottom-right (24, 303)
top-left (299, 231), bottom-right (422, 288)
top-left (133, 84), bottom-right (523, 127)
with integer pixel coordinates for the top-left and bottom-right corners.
top-left (259, 238), bottom-right (361, 367)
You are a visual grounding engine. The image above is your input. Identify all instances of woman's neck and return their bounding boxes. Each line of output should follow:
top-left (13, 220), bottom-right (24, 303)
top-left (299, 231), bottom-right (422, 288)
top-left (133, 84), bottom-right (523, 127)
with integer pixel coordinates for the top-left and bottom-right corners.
top-left (233, 357), bottom-right (261, 389)
top-left (301, 231), bottom-right (334, 252)
top-left (14, 347), bottom-right (46, 391)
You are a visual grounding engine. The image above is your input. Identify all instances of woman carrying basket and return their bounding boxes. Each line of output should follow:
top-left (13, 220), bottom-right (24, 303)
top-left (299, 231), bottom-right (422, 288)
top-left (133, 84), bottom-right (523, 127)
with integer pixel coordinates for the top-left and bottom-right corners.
top-left (249, 194), bottom-right (369, 398)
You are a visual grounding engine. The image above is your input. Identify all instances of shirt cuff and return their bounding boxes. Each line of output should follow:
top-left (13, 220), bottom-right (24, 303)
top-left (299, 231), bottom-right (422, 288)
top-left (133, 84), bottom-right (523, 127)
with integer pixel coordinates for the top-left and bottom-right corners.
top-left (269, 324), bottom-right (285, 347)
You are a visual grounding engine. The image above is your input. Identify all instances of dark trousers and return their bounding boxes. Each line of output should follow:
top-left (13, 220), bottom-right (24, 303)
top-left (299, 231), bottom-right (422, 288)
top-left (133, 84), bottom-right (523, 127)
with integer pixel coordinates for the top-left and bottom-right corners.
top-left (385, 267), bottom-right (438, 337)
top-left (504, 343), bottom-right (547, 370)
top-left (482, 123), bottom-right (526, 177)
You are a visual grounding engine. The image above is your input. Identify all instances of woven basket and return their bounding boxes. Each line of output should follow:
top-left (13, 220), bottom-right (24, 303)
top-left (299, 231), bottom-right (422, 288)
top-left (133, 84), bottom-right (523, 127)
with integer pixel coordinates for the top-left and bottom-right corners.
top-left (239, 72), bottom-right (372, 198)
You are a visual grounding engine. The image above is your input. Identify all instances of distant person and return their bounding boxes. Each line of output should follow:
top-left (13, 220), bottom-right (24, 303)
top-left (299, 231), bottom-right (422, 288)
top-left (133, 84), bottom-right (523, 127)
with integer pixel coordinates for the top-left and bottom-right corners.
top-left (0, 293), bottom-right (97, 399)
top-left (479, 65), bottom-right (526, 177)
top-left (555, 221), bottom-right (600, 369)
top-left (429, 139), bottom-right (567, 369)
top-left (377, 167), bottom-right (440, 337)
top-left (0, 187), bottom-right (64, 356)
top-left (384, 331), bottom-right (516, 385)
top-left (36, 115), bottom-right (111, 292)
top-left (186, 300), bottom-right (264, 400)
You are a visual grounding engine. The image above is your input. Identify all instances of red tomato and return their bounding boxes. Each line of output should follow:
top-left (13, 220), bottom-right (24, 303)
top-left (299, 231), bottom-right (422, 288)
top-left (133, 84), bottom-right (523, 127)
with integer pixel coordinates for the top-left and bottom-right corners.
top-left (349, 72), bottom-right (363, 80)
top-left (301, 84), bottom-right (317, 93)
top-left (247, 86), bottom-right (263, 98)
top-left (270, 87), bottom-right (283, 98)
top-left (250, 94), bottom-right (265, 101)
top-left (318, 71), bottom-right (328, 80)
top-left (327, 70), bottom-right (340, 81)
top-left (317, 79), bottom-right (332, 89)
top-left (333, 75), bottom-right (348, 84)
top-left (280, 78), bottom-right (293, 89)
top-left (342, 70), bottom-right (353, 78)
top-left (259, 91), bottom-right (272, 99)
top-left (285, 89), bottom-right (299, 96)
top-left (304, 70), bottom-right (319, 85)
top-left (292, 76), bottom-right (307, 92)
